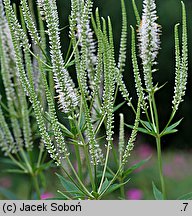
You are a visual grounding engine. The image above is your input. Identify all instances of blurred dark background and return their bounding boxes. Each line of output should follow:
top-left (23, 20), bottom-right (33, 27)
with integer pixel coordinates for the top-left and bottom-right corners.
top-left (12, 0), bottom-right (192, 150)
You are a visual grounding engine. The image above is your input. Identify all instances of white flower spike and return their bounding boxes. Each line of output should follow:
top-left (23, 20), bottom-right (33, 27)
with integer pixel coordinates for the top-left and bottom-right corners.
top-left (138, 0), bottom-right (161, 92)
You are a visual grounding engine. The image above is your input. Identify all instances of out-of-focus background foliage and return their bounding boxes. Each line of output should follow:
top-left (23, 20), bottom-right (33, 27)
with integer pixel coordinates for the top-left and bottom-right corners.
top-left (0, 0), bottom-right (191, 200)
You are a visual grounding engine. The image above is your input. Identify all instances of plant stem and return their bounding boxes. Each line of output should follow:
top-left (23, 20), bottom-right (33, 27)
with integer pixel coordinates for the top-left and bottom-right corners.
top-left (160, 110), bottom-right (176, 136)
top-left (112, 143), bottom-right (119, 168)
top-left (74, 145), bottom-right (83, 180)
top-left (98, 167), bottom-right (121, 199)
top-left (98, 142), bottom-right (110, 193)
top-left (66, 158), bottom-right (94, 198)
top-left (156, 136), bottom-right (166, 199)
top-left (149, 96), bottom-right (156, 132)
top-left (72, 111), bottom-right (95, 192)
top-left (94, 165), bottom-right (98, 191)
top-left (8, 154), bottom-right (27, 172)
top-left (32, 175), bottom-right (41, 200)
top-left (37, 147), bottom-right (44, 168)
top-left (119, 177), bottom-right (125, 199)
top-left (20, 148), bottom-right (33, 173)
top-left (151, 93), bottom-right (166, 199)
top-left (83, 145), bottom-right (95, 191)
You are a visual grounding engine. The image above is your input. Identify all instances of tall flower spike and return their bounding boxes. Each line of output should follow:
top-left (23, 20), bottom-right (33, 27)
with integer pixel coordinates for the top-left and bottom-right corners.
top-left (0, 128), bottom-right (8, 154)
top-left (71, 0), bottom-right (97, 96)
top-left (131, 26), bottom-right (147, 111)
top-left (21, 0), bottom-right (40, 45)
top-left (101, 17), bottom-right (116, 144)
top-left (118, 113), bottom-right (125, 166)
top-left (116, 1), bottom-right (132, 108)
top-left (122, 99), bottom-right (141, 165)
top-left (42, 0), bottom-right (79, 113)
top-left (3, 0), bottom-right (59, 163)
top-left (138, 0), bottom-right (161, 92)
top-left (76, 0), bottom-right (97, 91)
top-left (70, 0), bottom-right (104, 165)
top-left (118, 0), bottom-right (127, 74)
top-left (0, 101), bottom-right (15, 154)
top-left (0, 0), bottom-right (24, 150)
top-left (36, 0), bottom-right (45, 19)
top-left (172, 2), bottom-right (188, 112)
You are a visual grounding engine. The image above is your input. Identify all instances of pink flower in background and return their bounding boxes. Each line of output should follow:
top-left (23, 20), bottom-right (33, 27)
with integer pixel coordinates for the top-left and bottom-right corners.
top-left (137, 144), bottom-right (153, 158)
top-left (174, 155), bottom-right (186, 167)
top-left (163, 154), bottom-right (188, 179)
top-left (0, 177), bottom-right (12, 188)
top-left (131, 144), bottom-right (153, 173)
top-left (41, 192), bottom-right (54, 200)
top-left (163, 164), bottom-right (174, 178)
top-left (126, 188), bottom-right (143, 200)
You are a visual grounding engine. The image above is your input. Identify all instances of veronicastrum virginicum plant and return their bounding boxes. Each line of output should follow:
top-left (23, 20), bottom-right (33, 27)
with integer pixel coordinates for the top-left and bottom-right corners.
top-left (124, 0), bottom-right (188, 199)
top-left (2, 0), bottom-right (142, 200)
top-left (0, 0), bottom-right (54, 199)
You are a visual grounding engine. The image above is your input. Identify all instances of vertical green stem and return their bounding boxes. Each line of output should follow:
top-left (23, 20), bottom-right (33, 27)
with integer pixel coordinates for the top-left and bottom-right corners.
top-left (32, 175), bottom-right (41, 200)
top-left (156, 136), bottom-right (166, 199)
top-left (112, 143), bottom-right (119, 168)
top-left (119, 177), bottom-right (125, 199)
top-left (83, 145), bottom-right (95, 191)
top-left (98, 167), bottom-right (121, 199)
top-left (94, 165), bottom-right (98, 191)
top-left (20, 148), bottom-right (33, 173)
top-left (151, 93), bottom-right (166, 199)
top-left (71, 112), bottom-right (83, 181)
top-left (71, 110), bottom-right (95, 192)
top-left (149, 96), bottom-right (156, 131)
top-left (8, 154), bottom-right (27, 171)
top-left (37, 147), bottom-right (44, 168)
top-left (66, 158), bottom-right (93, 198)
top-left (74, 145), bottom-right (83, 181)
top-left (98, 143), bottom-right (110, 193)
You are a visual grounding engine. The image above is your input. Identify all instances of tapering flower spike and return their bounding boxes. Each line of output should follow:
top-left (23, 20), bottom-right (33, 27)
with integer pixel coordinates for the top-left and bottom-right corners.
top-left (172, 2), bottom-right (188, 112)
top-left (138, 0), bottom-right (161, 92)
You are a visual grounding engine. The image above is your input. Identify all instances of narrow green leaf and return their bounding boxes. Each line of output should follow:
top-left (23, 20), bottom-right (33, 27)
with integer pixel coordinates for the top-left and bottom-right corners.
top-left (162, 119), bottom-right (183, 136)
top-left (177, 192), bottom-right (192, 200)
top-left (100, 178), bottom-right (109, 193)
top-left (0, 158), bottom-right (17, 165)
top-left (97, 171), bottom-right (114, 179)
top-left (57, 190), bottom-right (70, 200)
top-left (152, 182), bottom-right (163, 200)
top-left (44, 112), bottom-right (74, 138)
top-left (140, 120), bottom-right (153, 131)
top-left (113, 101), bottom-right (126, 113)
top-left (123, 156), bottom-right (151, 179)
top-left (56, 173), bottom-right (84, 196)
top-left (64, 59), bottom-right (75, 68)
top-left (104, 178), bottom-right (130, 196)
top-left (163, 129), bottom-right (178, 136)
top-left (125, 123), bottom-right (155, 136)
top-left (4, 169), bottom-right (27, 174)
top-left (167, 119), bottom-right (183, 130)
